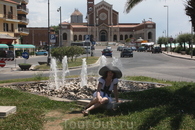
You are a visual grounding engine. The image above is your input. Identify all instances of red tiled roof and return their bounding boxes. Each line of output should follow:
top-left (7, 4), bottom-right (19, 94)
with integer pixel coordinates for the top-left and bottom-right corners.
top-left (3, 0), bottom-right (20, 4)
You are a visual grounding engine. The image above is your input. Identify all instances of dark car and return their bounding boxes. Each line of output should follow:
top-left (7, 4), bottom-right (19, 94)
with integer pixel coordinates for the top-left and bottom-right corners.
top-left (137, 46), bottom-right (146, 52)
top-left (120, 48), bottom-right (133, 57)
top-left (102, 49), bottom-right (112, 57)
top-left (152, 46), bottom-right (162, 53)
top-left (117, 46), bottom-right (123, 51)
top-left (131, 46), bottom-right (137, 51)
top-left (0, 50), bottom-right (14, 58)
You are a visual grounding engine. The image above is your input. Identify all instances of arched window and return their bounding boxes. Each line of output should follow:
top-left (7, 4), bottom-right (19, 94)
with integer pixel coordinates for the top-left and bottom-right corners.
top-left (148, 32), bottom-right (152, 39)
top-left (63, 33), bottom-right (67, 40)
top-left (74, 35), bottom-right (77, 41)
top-left (79, 35), bottom-right (82, 41)
top-left (113, 35), bottom-right (117, 41)
top-left (125, 35), bottom-right (128, 40)
top-left (120, 35), bottom-right (123, 40)
top-left (130, 34), bottom-right (133, 38)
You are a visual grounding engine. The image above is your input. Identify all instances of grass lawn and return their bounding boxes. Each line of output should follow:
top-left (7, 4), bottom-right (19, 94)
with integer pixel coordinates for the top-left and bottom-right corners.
top-left (0, 80), bottom-right (195, 129)
top-left (34, 56), bottom-right (99, 70)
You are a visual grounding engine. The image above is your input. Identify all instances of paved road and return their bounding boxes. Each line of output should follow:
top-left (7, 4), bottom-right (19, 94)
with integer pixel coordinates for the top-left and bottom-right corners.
top-left (0, 46), bottom-right (195, 82)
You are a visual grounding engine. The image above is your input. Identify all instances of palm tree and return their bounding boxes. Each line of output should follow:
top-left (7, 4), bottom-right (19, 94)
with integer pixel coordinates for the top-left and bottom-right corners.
top-left (125, 0), bottom-right (143, 13)
top-left (185, 0), bottom-right (195, 32)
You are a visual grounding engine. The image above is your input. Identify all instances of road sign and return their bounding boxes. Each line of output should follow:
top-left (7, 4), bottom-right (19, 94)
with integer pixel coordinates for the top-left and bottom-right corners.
top-left (22, 52), bottom-right (29, 59)
top-left (84, 35), bottom-right (90, 42)
top-left (50, 34), bottom-right (56, 43)
top-left (0, 61), bottom-right (6, 67)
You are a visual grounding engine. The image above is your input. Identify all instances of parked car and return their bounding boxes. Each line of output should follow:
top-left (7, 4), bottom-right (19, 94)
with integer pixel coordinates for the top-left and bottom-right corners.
top-left (120, 48), bottom-right (133, 57)
top-left (36, 50), bottom-right (48, 56)
top-left (131, 46), bottom-right (137, 51)
top-left (102, 49), bottom-right (112, 57)
top-left (83, 48), bottom-right (90, 54)
top-left (106, 46), bottom-right (112, 50)
top-left (137, 46), bottom-right (146, 52)
top-left (0, 50), bottom-right (14, 58)
top-left (152, 46), bottom-right (162, 53)
top-left (117, 46), bottom-right (123, 51)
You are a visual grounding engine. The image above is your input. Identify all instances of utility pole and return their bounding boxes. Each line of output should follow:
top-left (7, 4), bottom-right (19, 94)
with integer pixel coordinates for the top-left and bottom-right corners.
top-left (47, 0), bottom-right (50, 65)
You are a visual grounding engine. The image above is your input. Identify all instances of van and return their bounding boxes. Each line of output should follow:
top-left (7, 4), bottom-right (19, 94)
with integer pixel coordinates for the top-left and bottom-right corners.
top-left (0, 50), bottom-right (14, 58)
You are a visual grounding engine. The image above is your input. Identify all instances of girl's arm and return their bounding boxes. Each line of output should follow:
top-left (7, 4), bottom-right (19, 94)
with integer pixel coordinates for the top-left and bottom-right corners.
top-left (96, 82), bottom-right (103, 102)
top-left (113, 84), bottom-right (119, 102)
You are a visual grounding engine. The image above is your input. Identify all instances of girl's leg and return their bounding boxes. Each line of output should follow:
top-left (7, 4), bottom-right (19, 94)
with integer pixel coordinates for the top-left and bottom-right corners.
top-left (85, 97), bottom-right (109, 111)
top-left (84, 97), bottom-right (99, 109)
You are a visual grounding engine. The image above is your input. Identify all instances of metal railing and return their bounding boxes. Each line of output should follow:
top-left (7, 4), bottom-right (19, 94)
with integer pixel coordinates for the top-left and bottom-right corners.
top-left (18, 28), bottom-right (29, 33)
top-left (17, 5), bottom-right (29, 14)
top-left (18, 16), bottom-right (29, 24)
top-left (3, 14), bottom-right (18, 20)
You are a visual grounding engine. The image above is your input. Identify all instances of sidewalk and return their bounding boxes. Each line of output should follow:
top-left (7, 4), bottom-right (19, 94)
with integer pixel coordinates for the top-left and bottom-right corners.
top-left (162, 51), bottom-right (195, 61)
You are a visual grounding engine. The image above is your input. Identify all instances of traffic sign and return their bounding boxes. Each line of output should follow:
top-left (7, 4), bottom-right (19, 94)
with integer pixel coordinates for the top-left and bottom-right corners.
top-left (50, 34), bottom-right (56, 43)
top-left (22, 52), bottom-right (29, 59)
top-left (84, 35), bottom-right (90, 42)
top-left (0, 61), bottom-right (6, 67)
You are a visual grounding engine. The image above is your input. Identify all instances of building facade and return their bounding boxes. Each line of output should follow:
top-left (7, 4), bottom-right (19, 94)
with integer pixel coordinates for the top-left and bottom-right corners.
top-left (61, 0), bottom-right (156, 46)
top-left (0, 0), bottom-right (29, 45)
top-left (22, 27), bottom-right (56, 49)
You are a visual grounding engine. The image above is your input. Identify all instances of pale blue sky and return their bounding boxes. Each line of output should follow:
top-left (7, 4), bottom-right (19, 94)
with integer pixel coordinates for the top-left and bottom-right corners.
top-left (28, 0), bottom-right (191, 42)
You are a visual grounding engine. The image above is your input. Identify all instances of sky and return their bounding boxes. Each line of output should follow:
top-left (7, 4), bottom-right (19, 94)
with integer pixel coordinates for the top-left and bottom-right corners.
top-left (27, 0), bottom-right (191, 42)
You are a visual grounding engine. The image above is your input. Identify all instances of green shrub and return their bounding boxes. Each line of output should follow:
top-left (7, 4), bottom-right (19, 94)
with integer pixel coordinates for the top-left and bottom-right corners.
top-left (174, 46), bottom-right (183, 53)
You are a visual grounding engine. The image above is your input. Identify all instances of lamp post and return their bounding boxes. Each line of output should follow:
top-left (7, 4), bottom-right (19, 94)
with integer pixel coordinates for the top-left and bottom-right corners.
top-left (85, 16), bottom-right (88, 59)
top-left (142, 19), bottom-right (145, 40)
top-left (164, 5), bottom-right (169, 52)
top-left (149, 18), bottom-right (152, 22)
top-left (96, 15), bottom-right (98, 41)
top-left (57, 6), bottom-right (62, 47)
top-left (190, 20), bottom-right (194, 58)
top-left (47, 0), bottom-right (50, 65)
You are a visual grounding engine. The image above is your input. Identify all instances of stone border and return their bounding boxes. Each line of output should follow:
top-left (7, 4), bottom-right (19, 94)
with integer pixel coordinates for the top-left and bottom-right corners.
top-left (0, 77), bottom-right (169, 101)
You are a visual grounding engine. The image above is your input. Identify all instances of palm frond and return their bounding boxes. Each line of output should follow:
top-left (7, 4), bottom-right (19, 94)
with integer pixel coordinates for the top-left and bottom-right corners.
top-left (124, 0), bottom-right (144, 13)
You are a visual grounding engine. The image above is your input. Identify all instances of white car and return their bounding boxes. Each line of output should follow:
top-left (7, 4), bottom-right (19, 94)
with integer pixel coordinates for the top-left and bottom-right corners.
top-left (106, 46), bottom-right (112, 50)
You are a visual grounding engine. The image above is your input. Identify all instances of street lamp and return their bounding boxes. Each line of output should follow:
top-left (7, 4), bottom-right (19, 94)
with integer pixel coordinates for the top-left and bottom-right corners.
top-left (96, 15), bottom-right (98, 41)
top-left (57, 6), bottom-right (62, 47)
top-left (190, 20), bottom-right (194, 58)
top-left (47, 0), bottom-right (50, 65)
top-left (149, 18), bottom-right (152, 22)
top-left (85, 16), bottom-right (88, 59)
top-left (164, 5), bottom-right (169, 52)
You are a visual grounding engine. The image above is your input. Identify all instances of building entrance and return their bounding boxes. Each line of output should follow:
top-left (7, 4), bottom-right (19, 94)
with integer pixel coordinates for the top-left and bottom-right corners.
top-left (100, 30), bottom-right (107, 41)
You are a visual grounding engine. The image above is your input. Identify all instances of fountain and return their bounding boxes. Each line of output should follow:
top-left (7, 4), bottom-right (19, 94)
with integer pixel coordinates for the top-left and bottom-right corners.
top-left (62, 56), bottom-right (69, 87)
top-left (80, 58), bottom-right (88, 87)
top-left (98, 55), bottom-right (107, 72)
top-left (112, 57), bottom-right (124, 76)
top-left (48, 58), bottom-right (59, 89)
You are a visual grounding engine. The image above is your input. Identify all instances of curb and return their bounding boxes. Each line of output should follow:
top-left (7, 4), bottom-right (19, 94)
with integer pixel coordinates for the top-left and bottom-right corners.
top-left (162, 52), bottom-right (195, 61)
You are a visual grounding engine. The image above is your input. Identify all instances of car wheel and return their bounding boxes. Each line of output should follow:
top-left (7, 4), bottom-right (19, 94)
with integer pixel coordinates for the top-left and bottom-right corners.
top-left (44, 53), bottom-right (47, 56)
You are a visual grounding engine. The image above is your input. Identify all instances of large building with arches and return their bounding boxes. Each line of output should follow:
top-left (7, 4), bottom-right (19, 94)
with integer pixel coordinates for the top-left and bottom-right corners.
top-left (61, 0), bottom-right (156, 46)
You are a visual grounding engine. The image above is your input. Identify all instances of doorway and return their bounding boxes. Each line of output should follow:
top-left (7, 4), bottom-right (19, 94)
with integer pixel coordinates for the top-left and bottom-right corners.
top-left (100, 30), bottom-right (107, 41)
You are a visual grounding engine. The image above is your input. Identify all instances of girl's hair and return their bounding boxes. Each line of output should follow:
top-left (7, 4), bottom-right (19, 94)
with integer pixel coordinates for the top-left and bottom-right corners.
top-left (102, 71), bottom-right (116, 79)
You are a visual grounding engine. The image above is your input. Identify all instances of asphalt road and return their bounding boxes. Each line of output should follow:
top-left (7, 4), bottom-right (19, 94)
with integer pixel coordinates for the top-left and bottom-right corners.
top-left (0, 46), bottom-right (194, 82)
